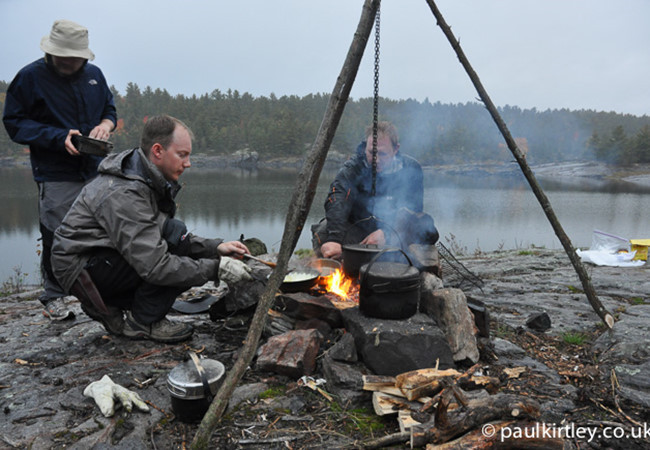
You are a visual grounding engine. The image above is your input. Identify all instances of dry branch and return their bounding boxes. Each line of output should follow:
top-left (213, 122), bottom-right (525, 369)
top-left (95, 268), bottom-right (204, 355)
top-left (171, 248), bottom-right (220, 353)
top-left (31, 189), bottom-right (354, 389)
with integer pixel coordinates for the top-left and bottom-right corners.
top-left (424, 0), bottom-right (614, 329)
top-left (190, 1), bottom-right (381, 448)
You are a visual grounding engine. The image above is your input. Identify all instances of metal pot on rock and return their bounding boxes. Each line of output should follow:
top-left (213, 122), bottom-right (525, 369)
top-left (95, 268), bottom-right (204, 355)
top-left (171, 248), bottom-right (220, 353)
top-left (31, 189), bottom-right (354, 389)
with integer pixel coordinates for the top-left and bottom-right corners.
top-left (167, 352), bottom-right (225, 423)
top-left (359, 249), bottom-right (420, 320)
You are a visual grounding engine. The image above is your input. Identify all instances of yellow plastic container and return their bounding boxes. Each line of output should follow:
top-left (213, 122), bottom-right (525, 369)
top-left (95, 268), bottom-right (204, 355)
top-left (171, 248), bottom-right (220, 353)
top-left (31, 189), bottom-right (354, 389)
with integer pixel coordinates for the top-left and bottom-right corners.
top-left (630, 239), bottom-right (650, 261)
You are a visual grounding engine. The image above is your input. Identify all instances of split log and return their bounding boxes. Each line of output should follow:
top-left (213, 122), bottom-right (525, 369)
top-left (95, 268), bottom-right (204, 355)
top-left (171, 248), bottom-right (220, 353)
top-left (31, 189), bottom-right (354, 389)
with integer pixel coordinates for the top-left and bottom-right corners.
top-left (411, 392), bottom-right (541, 447)
top-left (396, 366), bottom-right (500, 401)
top-left (372, 391), bottom-right (424, 416)
top-left (424, 0), bottom-right (614, 330)
top-left (189, 1), bottom-right (381, 448)
top-left (362, 374), bottom-right (397, 391)
top-left (427, 420), bottom-right (566, 449)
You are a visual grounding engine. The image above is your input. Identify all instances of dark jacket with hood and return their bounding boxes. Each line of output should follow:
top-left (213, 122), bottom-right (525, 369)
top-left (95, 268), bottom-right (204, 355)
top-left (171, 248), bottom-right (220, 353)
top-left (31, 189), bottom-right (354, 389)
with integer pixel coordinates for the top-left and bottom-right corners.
top-left (51, 148), bottom-right (222, 293)
top-left (3, 57), bottom-right (117, 182)
top-left (323, 141), bottom-right (424, 244)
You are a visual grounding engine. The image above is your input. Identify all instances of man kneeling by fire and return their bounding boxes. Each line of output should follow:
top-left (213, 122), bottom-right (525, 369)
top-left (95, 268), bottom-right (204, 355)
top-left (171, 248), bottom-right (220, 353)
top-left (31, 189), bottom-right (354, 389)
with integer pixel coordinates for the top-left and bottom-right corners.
top-left (51, 115), bottom-right (253, 343)
top-left (312, 121), bottom-right (439, 266)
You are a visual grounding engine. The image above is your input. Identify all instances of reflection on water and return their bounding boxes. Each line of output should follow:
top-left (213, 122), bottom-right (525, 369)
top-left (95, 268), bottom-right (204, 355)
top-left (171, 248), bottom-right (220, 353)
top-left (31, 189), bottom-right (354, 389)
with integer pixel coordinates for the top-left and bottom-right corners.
top-left (1, 166), bottom-right (649, 284)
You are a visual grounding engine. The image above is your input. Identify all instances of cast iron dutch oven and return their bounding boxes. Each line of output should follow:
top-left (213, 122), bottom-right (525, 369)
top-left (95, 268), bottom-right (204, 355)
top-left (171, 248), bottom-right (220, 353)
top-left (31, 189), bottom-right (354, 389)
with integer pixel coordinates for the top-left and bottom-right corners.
top-left (167, 352), bottom-right (225, 423)
top-left (359, 249), bottom-right (421, 320)
top-left (341, 243), bottom-right (401, 278)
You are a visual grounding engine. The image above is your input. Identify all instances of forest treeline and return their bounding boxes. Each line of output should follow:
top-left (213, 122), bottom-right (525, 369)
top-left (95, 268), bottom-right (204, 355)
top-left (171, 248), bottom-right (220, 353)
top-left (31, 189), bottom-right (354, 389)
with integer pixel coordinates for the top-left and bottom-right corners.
top-left (1, 80), bottom-right (649, 166)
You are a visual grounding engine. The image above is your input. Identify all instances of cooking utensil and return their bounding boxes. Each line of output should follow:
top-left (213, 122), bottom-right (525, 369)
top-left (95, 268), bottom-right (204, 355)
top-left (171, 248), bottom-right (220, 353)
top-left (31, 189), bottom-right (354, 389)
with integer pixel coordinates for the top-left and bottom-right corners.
top-left (341, 243), bottom-right (400, 278)
top-left (167, 352), bottom-right (225, 423)
top-left (71, 135), bottom-right (114, 156)
top-left (359, 249), bottom-right (420, 320)
top-left (243, 253), bottom-right (277, 268)
top-left (308, 258), bottom-right (342, 278)
top-left (280, 269), bottom-right (320, 293)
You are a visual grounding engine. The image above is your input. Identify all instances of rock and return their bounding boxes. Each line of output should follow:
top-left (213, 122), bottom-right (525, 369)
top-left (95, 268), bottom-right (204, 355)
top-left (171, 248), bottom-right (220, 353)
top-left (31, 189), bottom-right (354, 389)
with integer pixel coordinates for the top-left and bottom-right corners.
top-left (227, 382), bottom-right (269, 412)
top-left (408, 244), bottom-right (442, 277)
top-left (294, 318), bottom-right (332, 337)
top-left (593, 305), bottom-right (650, 362)
top-left (321, 356), bottom-right (370, 406)
top-left (256, 329), bottom-right (324, 378)
top-left (326, 332), bottom-right (358, 363)
top-left (492, 337), bottom-right (526, 358)
top-left (526, 312), bottom-right (552, 332)
top-left (341, 307), bottom-right (454, 376)
top-left (274, 292), bottom-right (343, 328)
top-left (466, 296), bottom-right (490, 338)
top-left (614, 362), bottom-right (650, 408)
top-left (419, 286), bottom-right (480, 364)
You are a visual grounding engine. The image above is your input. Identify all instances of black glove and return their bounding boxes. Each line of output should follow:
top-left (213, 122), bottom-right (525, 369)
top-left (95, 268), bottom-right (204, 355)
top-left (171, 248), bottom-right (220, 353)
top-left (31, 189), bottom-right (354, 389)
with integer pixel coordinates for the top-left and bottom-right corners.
top-left (162, 218), bottom-right (190, 256)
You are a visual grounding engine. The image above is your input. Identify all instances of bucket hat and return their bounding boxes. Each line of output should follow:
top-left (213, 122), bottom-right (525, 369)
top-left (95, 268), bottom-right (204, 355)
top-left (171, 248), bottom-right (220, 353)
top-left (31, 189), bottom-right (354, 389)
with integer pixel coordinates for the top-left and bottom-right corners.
top-left (40, 19), bottom-right (95, 60)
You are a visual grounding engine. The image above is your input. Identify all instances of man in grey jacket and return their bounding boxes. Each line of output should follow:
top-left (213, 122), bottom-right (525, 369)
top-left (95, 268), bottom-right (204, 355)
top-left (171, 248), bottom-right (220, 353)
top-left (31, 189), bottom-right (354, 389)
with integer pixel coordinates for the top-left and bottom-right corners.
top-left (51, 115), bottom-right (251, 343)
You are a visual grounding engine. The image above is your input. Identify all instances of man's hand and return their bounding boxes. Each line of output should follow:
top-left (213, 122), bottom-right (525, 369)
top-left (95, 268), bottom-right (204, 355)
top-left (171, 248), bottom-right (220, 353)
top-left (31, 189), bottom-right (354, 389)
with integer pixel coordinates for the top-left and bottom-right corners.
top-left (361, 229), bottom-right (386, 246)
top-left (65, 130), bottom-right (82, 155)
top-left (217, 240), bottom-right (249, 258)
top-left (83, 375), bottom-right (150, 417)
top-left (321, 242), bottom-right (342, 259)
top-left (218, 257), bottom-right (253, 284)
top-left (89, 119), bottom-right (114, 140)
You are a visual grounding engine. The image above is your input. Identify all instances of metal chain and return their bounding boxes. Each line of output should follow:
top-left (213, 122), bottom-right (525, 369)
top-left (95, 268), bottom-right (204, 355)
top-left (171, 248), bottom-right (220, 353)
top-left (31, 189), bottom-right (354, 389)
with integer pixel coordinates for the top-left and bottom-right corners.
top-left (371, 0), bottom-right (381, 196)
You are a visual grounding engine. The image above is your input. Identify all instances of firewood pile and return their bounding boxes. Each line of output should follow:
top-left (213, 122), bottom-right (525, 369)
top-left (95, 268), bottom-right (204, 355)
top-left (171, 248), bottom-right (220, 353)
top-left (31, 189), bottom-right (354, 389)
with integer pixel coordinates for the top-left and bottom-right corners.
top-left (360, 363), bottom-right (568, 448)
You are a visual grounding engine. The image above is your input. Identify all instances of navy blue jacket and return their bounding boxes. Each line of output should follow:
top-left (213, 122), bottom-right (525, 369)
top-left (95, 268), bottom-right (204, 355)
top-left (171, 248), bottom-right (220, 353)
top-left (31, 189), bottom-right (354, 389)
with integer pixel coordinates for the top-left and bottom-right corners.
top-left (324, 142), bottom-right (424, 244)
top-left (3, 57), bottom-right (117, 182)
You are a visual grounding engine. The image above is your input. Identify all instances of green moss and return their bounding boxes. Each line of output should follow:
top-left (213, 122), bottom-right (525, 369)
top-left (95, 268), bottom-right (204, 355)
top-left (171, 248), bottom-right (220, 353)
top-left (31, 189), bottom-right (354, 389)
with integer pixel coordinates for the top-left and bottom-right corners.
top-left (259, 386), bottom-right (285, 399)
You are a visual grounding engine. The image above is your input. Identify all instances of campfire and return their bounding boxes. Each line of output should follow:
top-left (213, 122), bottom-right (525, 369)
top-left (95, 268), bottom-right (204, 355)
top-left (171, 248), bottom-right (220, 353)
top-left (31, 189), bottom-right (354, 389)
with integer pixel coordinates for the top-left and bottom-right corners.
top-left (318, 268), bottom-right (360, 305)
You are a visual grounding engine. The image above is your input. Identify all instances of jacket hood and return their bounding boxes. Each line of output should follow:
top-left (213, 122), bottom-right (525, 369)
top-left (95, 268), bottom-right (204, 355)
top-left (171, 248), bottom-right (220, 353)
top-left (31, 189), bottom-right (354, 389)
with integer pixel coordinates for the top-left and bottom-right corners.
top-left (98, 148), bottom-right (181, 213)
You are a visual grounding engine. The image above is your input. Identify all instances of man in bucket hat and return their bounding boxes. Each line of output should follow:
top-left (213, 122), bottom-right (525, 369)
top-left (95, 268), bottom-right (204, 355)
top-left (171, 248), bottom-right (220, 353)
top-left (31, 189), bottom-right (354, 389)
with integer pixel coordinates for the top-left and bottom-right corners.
top-left (3, 19), bottom-right (116, 320)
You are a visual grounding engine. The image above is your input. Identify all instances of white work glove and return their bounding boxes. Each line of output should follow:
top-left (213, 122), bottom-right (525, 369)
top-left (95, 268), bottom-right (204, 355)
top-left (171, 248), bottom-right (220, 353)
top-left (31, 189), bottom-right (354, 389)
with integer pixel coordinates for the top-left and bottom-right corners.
top-left (218, 257), bottom-right (253, 284)
top-left (83, 375), bottom-right (150, 417)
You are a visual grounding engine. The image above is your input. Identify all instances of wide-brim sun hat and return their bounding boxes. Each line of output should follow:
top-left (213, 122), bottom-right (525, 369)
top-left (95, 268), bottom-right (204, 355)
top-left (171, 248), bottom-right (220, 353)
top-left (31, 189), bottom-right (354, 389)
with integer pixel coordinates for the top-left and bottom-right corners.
top-left (40, 19), bottom-right (95, 60)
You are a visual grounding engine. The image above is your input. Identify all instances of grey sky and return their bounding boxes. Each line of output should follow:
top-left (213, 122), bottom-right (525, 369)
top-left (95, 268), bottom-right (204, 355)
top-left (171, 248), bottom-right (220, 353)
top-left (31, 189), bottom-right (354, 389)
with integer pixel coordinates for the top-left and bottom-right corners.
top-left (1, 0), bottom-right (648, 116)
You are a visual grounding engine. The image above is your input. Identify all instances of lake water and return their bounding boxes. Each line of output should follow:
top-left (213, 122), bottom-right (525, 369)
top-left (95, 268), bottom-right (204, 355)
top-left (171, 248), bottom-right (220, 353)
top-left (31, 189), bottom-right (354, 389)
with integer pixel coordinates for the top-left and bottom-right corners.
top-left (1, 165), bottom-right (649, 286)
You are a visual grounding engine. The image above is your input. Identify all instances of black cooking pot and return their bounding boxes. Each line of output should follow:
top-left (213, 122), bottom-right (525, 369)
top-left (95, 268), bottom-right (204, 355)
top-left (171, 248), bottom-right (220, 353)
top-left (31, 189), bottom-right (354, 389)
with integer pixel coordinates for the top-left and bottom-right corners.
top-left (167, 352), bottom-right (225, 423)
top-left (359, 249), bottom-right (420, 320)
top-left (341, 244), bottom-right (401, 278)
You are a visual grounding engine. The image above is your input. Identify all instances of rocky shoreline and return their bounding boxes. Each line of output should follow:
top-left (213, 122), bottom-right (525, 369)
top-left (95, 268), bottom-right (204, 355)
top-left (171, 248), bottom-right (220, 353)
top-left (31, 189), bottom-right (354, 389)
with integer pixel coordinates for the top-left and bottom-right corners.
top-left (1, 248), bottom-right (649, 448)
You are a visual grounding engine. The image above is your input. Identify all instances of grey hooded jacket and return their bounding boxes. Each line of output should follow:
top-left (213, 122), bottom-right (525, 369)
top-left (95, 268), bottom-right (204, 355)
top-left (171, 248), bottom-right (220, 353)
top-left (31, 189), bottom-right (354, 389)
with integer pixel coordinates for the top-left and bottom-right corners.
top-left (51, 148), bottom-right (222, 293)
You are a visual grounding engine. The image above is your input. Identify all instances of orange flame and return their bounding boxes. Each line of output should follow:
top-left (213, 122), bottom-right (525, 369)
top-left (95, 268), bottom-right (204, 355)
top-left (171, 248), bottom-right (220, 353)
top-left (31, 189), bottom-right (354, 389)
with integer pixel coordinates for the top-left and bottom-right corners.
top-left (324, 268), bottom-right (357, 300)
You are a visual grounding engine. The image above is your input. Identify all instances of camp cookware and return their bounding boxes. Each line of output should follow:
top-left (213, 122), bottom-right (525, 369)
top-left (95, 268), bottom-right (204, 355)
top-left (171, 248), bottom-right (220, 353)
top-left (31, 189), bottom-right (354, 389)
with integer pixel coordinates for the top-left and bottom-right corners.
top-left (167, 352), bottom-right (225, 423)
top-left (243, 253), bottom-right (277, 268)
top-left (71, 135), bottom-right (114, 156)
top-left (359, 249), bottom-right (420, 320)
top-left (280, 268), bottom-right (320, 293)
top-left (309, 258), bottom-right (342, 278)
top-left (341, 243), bottom-right (400, 278)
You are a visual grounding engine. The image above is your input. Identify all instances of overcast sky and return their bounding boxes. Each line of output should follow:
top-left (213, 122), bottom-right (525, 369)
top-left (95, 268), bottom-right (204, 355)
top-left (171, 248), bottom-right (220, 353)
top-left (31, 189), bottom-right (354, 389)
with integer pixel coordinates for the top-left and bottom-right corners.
top-left (1, 0), bottom-right (648, 116)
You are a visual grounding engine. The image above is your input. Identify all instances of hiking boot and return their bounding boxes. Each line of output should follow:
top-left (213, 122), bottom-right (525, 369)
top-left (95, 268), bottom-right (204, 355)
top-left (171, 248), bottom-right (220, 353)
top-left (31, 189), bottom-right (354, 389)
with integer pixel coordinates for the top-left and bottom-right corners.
top-left (42, 298), bottom-right (75, 321)
top-left (80, 302), bottom-right (124, 336)
top-left (123, 311), bottom-right (193, 343)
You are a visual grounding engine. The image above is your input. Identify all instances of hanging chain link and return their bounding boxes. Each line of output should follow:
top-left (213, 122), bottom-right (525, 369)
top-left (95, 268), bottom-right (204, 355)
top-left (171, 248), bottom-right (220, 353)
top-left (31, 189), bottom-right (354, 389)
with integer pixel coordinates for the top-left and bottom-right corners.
top-left (371, 0), bottom-right (381, 196)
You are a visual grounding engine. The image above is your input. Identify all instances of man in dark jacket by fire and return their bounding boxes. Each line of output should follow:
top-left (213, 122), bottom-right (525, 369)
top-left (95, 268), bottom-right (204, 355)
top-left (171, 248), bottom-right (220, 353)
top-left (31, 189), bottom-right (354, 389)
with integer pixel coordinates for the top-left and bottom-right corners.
top-left (3, 19), bottom-right (116, 321)
top-left (312, 121), bottom-right (438, 260)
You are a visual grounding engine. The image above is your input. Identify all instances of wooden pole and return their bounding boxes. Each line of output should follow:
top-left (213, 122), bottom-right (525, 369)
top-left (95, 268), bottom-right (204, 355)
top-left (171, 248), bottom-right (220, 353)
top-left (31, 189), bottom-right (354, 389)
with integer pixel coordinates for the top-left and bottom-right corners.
top-left (190, 1), bottom-right (380, 447)
top-left (423, 0), bottom-right (614, 329)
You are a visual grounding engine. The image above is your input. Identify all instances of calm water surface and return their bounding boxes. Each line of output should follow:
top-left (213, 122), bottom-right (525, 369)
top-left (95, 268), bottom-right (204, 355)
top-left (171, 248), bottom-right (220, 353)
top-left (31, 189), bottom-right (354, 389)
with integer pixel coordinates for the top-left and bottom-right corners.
top-left (1, 166), bottom-right (649, 285)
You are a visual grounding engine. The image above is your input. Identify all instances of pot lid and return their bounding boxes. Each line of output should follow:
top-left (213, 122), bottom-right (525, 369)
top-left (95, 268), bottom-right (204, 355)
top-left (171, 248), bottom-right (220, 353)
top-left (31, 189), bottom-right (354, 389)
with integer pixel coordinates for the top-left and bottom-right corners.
top-left (167, 358), bottom-right (225, 399)
top-left (361, 261), bottom-right (420, 281)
